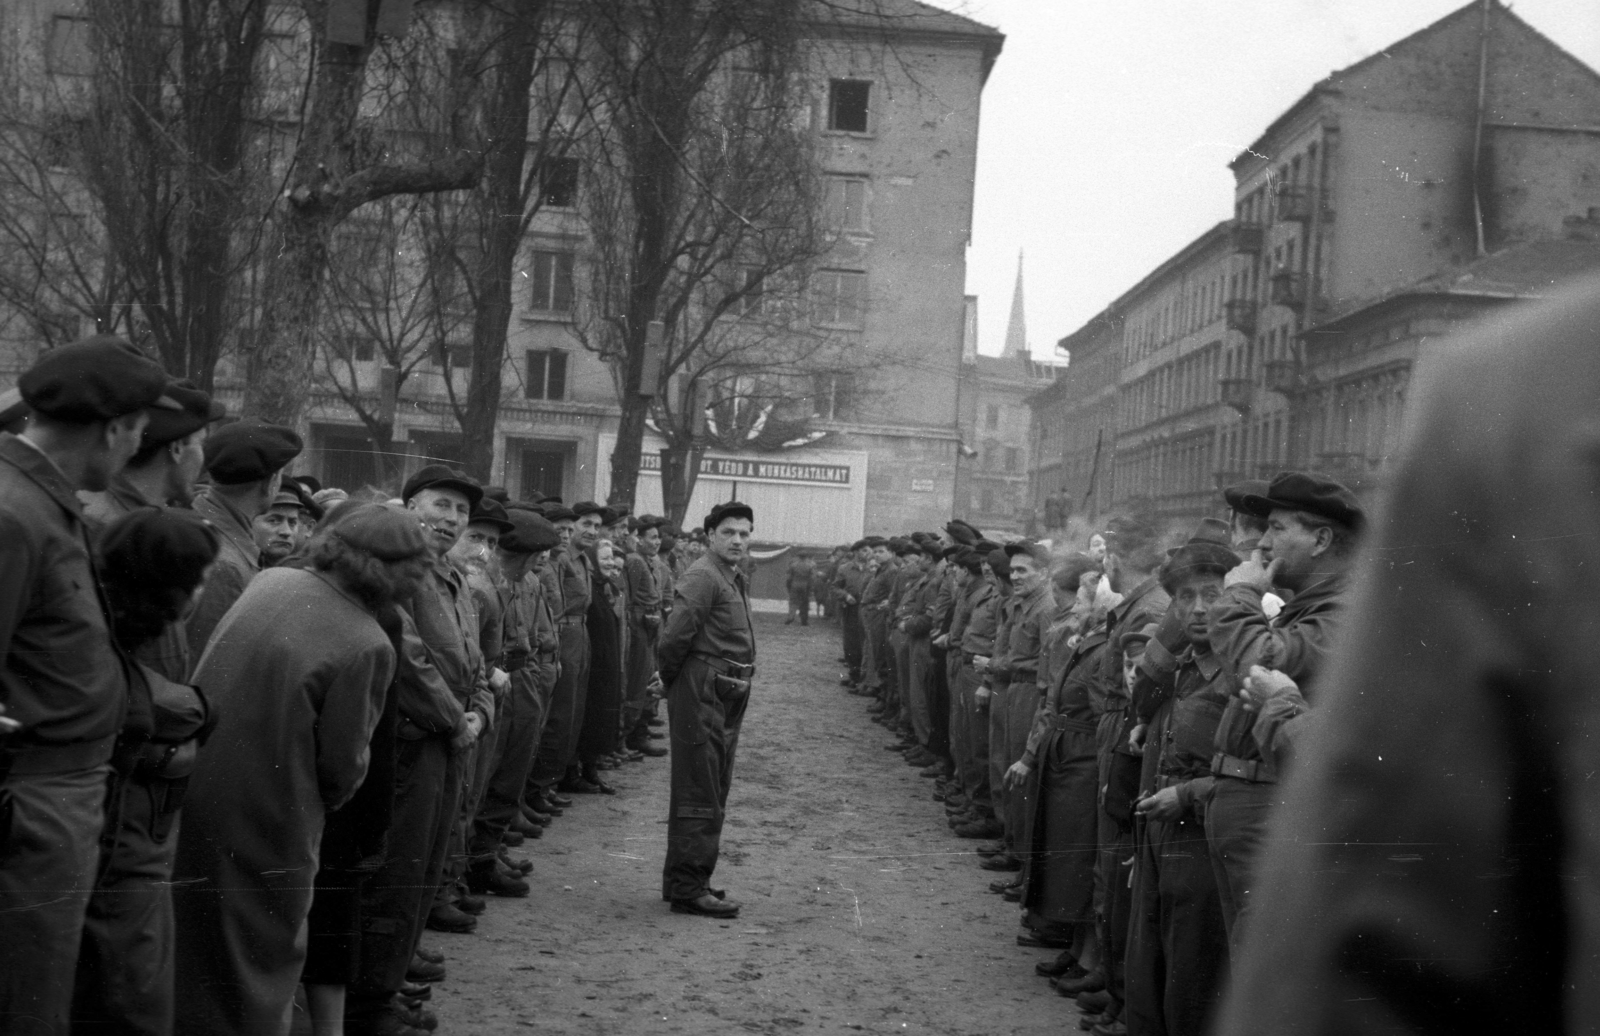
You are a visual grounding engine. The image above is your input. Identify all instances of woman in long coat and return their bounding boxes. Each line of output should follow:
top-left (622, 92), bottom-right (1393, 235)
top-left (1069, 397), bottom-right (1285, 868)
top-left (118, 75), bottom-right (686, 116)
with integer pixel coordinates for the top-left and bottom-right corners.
top-left (575, 538), bottom-right (625, 789)
top-left (172, 506), bottom-right (427, 1035)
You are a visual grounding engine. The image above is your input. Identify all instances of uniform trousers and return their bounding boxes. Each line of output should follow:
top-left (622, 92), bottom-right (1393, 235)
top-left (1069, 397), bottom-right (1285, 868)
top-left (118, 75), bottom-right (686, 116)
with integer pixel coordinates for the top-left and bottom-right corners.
top-left (906, 634), bottom-right (935, 748)
top-left (351, 735), bottom-right (459, 1006)
top-left (986, 676), bottom-right (1013, 845)
top-left (890, 627), bottom-right (911, 720)
top-left (661, 658), bottom-right (751, 901)
top-left (622, 619), bottom-right (657, 742)
top-left (928, 647), bottom-right (952, 760)
top-left (441, 715), bottom-right (501, 895)
top-left (1125, 813), bottom-right (1229, 1036)
top-left (1004, 680), bottom-right (1041, 845)
top-left (862, 609), bottom-right (890, 696)
top-left (529, 622), bottom-right (590, 791)
top-left (0, 766), bottom-right (108, 1036)
top-left (1097, 815), bottom-right (1137, 1013)
top-left (73, 770), bottom-right (186, 1036)
top-left (840, 604), bottom-right (863, 680)
top-left (476, 671), bottom-right (543, 861)
top-left (949, 660), bottom-right (991, 814)
top-left (1204, 776), bottom-right (1278, 947)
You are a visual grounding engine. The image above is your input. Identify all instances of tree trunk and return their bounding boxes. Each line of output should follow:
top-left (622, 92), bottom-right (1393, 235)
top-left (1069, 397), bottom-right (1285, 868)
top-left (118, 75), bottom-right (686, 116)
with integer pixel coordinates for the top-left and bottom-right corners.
top-left (460, 6), bottom-right (541, 483)
top-left (659, 440), bottom-right (705, 529)
top-left (608, 378), bottom-right (649, 506)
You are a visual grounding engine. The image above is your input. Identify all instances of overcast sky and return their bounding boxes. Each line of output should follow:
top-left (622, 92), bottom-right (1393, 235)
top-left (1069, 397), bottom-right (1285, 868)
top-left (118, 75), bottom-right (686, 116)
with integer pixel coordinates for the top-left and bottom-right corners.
top-left (952, 0), bottom-right (1600, 357)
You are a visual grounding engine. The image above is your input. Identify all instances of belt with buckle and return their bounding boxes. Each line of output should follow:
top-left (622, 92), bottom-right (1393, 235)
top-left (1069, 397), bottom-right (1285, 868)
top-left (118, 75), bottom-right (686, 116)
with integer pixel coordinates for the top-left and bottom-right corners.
top-left (691, 653), bottom-right (755, 679)
top-left (1211, 752), bottom-right (1274, 783)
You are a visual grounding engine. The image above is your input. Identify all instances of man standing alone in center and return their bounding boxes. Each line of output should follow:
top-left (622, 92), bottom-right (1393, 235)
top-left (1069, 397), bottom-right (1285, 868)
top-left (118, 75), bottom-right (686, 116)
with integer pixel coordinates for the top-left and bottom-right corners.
top-left (658, 501), bottom-right (758, 919)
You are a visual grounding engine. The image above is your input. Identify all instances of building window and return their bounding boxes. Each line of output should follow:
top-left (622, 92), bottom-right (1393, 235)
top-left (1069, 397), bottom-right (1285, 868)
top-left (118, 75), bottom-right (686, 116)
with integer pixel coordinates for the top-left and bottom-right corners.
top-left (826, 176), bottom-right (869, 232)
top-left (812, 269), bottom-right (865, 328)
top-left (525, 349), bottom-right (568, 401)
top-left (985, 404), bottom-right (1000, 431)
top-left (529, 250), bottom-right (575, 313)
top-left (46, 16), bottom-right (93, 77)
top-left (520, 446), bottom-right (566, 499)
top-left (813, 373), bottom-right (854, 420)
top-left (432, 342), bottom-right (471, 369)
top-left (538, 156), bottom-right (579, 208)
top-left (316, 426), bottom-right (381, 493)
top-left (1005, 447), bottom-right (1019, 473)
top-left (827, 79), bottom-right (871, 133)
top-left (333, 333), bottom-right (376, 363)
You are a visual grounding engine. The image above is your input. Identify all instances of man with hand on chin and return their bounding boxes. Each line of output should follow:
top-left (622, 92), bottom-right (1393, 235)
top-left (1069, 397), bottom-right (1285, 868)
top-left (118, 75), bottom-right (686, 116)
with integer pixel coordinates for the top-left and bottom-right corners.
top-left (1203, 471), bottom-right (1362, 945)
top-left (658, 501), bottom-right (758, 918)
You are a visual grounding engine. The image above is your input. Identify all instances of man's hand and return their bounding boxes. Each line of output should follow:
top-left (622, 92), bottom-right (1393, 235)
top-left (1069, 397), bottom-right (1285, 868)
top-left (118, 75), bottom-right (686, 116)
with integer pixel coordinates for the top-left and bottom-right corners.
top-left (844, 594), bottom-right (857, 606)
top-left (489, 668), bottom-right (511, 695)
top-left (1152, 598), bottom-right (1189, 653)
top-left (933, 633), bottom-right (949, 649)
top-left (1003, 760), bottom-right (1032, 789)
top-left (972, 654), bottom-right (991, 673)
top-left (1127, 723), bottom-right (1147, 756)
top-left (1225, 551), bottom-right (1280, 591)
top-left (0, 701), bottom-right (19, 735)
top-left (465, 711), bottom-right (485, 738)
top-left (974, 685), bottom-right (992, 708)
top-left (1135, 786), bottom-right (1183, 822)
top-left (1240, 665), bottom-right (1299, 707)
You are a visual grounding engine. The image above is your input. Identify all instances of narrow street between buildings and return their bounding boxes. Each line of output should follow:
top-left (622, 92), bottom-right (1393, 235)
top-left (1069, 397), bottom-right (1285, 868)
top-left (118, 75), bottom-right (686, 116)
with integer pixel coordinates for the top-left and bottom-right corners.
top-left (425, 614), bottom-right (1076, 1036)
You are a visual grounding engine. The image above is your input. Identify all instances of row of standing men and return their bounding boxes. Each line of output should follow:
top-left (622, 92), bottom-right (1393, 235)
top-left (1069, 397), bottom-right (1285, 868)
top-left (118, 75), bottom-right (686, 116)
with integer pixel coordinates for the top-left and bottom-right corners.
top-left (0, 334), bottom-right (708, 1036)
top-left (828, 470), bottom-right (1361, 1036)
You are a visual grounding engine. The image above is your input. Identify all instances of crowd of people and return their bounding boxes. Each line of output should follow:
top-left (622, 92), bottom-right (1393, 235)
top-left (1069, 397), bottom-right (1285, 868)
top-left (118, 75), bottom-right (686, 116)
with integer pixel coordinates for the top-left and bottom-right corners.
top-left (0, 335), bottom-right (731, 1036)
top-left (824, 469), bottom-right (1361, 1036)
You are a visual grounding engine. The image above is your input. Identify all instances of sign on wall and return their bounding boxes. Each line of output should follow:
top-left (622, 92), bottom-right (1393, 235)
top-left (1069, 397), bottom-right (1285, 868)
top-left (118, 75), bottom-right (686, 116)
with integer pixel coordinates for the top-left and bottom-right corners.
top-left (637, 452), bottom-right (851, 486)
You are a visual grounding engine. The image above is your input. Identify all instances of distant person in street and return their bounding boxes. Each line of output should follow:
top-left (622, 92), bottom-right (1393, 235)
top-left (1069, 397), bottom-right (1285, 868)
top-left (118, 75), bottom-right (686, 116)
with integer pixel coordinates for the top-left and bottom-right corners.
top-left (658, 500), bottom-right (758, 918)
top-left (785, 551), bottom-right (815, 625)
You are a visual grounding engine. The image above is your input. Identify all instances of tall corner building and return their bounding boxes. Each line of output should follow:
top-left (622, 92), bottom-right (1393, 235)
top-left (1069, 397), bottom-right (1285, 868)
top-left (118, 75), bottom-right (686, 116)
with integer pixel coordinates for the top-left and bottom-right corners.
top-left (1031, 0), bottom-right (1600, 529)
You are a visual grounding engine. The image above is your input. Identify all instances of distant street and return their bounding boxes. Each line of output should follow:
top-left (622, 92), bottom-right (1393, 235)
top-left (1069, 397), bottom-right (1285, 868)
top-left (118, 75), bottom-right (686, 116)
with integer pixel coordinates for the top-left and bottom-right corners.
top-left (421, 614), bottom-right (1077, 1036)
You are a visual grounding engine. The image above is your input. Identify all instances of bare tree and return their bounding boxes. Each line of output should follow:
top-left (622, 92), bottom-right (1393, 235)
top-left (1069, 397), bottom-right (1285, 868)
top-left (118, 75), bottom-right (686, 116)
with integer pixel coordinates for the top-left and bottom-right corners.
top-left (570, 0), bottom-right (860, 519)
top-left (240, 0), bottom-right (483, 423)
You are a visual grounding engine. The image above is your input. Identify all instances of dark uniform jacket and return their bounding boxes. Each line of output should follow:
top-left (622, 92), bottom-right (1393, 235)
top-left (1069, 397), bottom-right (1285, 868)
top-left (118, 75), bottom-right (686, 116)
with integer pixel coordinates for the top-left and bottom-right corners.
top-left (994, 582), bottom-right (1055, 687)
top-left (186, 488), bottom-right (261, 660)
top-left (624, 550), bottom-right (662, 631)
top-left (658, 553), bottom-right (755, 683)
top-left (834, 559), bottom-right (869, 604)
top-left (959, 580), bottom-right (1000, 658)
top-left (1132, 646), bottom-right (1235, 815)
top-left (0, 434), bottom-right (129, 754)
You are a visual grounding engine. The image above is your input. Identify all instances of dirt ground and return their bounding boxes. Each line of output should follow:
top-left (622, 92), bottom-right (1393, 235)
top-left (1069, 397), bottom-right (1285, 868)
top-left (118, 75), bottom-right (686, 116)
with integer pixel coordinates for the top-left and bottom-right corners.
top-left (412, 613), bottom-right (1083, 1036)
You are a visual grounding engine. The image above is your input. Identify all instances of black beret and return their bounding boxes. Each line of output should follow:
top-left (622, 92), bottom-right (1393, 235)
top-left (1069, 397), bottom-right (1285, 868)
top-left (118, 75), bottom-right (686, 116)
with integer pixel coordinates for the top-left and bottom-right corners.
top-left (599, 506), bottom-right (627, 526)
top-left (481, 485), bottom-right (510, 504)
top-left (402, 464), bottom-right (483, 508)
top-left (1004, 539), bottom-right (1051, 567)
top-left (1121, 622), bottom-right (1160, 653)
top-left (941, 543), bottom-right (964, 559)
top-left (468, 498), bottom-right (515, 534)
top-left (329, 503), bottom-right (430, 561)
top-left (897, 540), bottom-right (925, 557)
top-left (945, 519), bottom-right (982, 546)
top-left (1221, 479), bottom-right (1270, 513)
top-left (98, 509), bottom-right (220, 594)
top-left (862, 536), bottom-right (888, 548)
top-left (19, 335), bottom-right (172, 423)
top-left (504, 500), bottom-right (542, 513)
top-left (501, 509), bottom-right (561, 554)
top-left (986, 547), bottom-right (1011, 578)
top-left (608, 504), bottom-right (632, 520)
top-left (704, 500), bottom-right (754, 532)
top-left (849, 538), bottom-right (869, 550)
top-left (636, 515), bottom-right (667, 532)
top-left (140, 379), bottom-right (224, 450)
top-left (544, 505), bottom-right (577, 523)
top-left (1234, 471), bottom-right (1364, 532)
top-left (974, 539), bottom-right (1002, 554)
top-left (204, 420), bottom-right (303, 484)
top-left (571, 500), bottom-right (606, 518)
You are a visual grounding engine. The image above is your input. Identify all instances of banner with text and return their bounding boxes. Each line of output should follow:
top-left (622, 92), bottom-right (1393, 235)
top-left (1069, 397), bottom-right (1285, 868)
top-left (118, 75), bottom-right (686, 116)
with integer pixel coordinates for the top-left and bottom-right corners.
top-left (637, 452), bottom-right (851, 486)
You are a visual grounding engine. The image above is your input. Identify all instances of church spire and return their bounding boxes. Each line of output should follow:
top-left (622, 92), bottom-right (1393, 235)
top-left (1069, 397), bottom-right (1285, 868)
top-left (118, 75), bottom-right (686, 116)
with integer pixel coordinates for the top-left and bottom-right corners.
top-left (1002, 250), bottom-right (1027, 358)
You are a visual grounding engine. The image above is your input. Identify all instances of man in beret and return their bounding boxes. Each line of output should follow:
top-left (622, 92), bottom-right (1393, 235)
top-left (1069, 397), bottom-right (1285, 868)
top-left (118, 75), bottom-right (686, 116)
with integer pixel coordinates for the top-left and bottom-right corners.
top-left (471, 508), bottom-right (562, 879)
top-left (528, 502), bottom-right (598, 803)
top-left (253, 476), bottom-right (323, 568)
top-left (0, 335), bottom-right (172, 1033)
top-left (859, 539), bottom-right (898, 711)
top-left (1203, 470), bottom-right (1362, 946)
top-left (186, 418), bottom-right (303, 655)
top-left (946, 545), bottom-right (1003, 838)
top-left (658, 502), bottom-right (758, 918)
top-left (80, 378), bottom-right (223, 525)
top-left (346, 466), bottom-right (492, 1030)
top-left (621, 515), bottom-right (668, 757)
top-left (984, 541), bottom-right (1055, 865)
top-left (833, 540), bottom-right (871, 689)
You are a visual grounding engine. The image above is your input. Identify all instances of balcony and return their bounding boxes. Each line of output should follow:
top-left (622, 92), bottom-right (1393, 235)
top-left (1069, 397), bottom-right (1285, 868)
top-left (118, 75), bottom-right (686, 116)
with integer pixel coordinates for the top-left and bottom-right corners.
top-left (1270, 270), bottom-right (1308, 309)
top-left (1223, 298), bottom-right (1257, 336)
top-left (1228, 220), bottom-right (1264, 255)
top-left (1262, 358), bottom-right (1302, 395)
top-left (1274, 184), bottom-right (1318, 223)
top-left (1218, 376), bottom-right (1253, 414)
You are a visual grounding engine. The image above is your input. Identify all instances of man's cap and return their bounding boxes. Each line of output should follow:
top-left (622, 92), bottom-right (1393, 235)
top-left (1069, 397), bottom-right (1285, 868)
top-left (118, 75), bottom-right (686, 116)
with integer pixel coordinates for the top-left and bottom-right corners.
top-left (271, 475), bottom-right (325, 521)
top-left (1160, 518), bottom-right (1240, 592)
top-left (895, 539), bottom-right (924, 557)
top-left (141, 379), bottom-right (225, 450)
top-left (468, 498), bottom-right (515, 535)
top-left (945, 519), bottom-right (983, 546)
top-left (329, 503), bottom-right (431, 561)
top-left (1121, 622), bottom-right (1160, 653)
top-left (635, 514), bottom-right (667, 532)
top-left (862, 536), bottom-right (888, 549)
top-left (500, 509), bottom-right (561, 554)
top-left (203, 420), bottom-right (304, 485)
top-left (599, 506), bottom-right (628, 526)
top-left (401, 464), bottom-right (483, 509)
top-left (986, 547), bottom-right (1011, 578)
top-left (19, 335), bottom-right (174, 423)
top-left (1221, 479), bottom-right (1271, 514)
top-left (941, 543), bottom-right (964, 560)
top-left (704, 500), bottom-right (754, 532)
top-left (571, 500), bottom-right (606, 519)
top-left (850, 538), bottom-right (869, 551)
top-left (97, 509), bottom-right (220, 593)
top-left (973, 539), bottom-right (1002, 555)
top-left (481, 485), bottom-right (510, 504)
top-left (544, 505), bottom-right (577, 523)
top-left (1234, 471), bottom-right (1364, 531)
top-left (505, 500), bottom-right (542, 513)
top-left (1004, 539), bottom-right (1051, 567)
